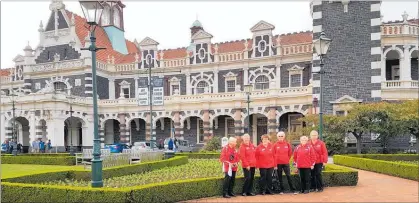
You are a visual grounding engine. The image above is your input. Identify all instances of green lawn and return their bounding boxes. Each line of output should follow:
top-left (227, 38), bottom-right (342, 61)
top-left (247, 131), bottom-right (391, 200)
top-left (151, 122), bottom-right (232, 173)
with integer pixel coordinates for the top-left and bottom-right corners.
top-left (1, 164), bottom-right (84, 179)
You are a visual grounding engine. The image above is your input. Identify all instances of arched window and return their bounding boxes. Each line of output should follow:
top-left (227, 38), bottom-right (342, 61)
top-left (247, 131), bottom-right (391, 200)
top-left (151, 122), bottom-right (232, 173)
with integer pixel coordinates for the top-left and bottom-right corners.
top-left (53, 82), bottom-right (67, 92)
top-left (255, 75), bottom-right (269, 90)
top-left (113, 7), bottom-right (120, 28)
top-left (101, 6), bottom-right (110, 26)
top-left (196, 81), bottom-right (209, 94)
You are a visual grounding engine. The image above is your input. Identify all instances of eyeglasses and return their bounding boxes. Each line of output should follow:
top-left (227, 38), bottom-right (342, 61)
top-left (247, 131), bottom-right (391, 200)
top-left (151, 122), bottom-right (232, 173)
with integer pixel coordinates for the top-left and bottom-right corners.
top-left (277, 136), bottom-right (285, 137)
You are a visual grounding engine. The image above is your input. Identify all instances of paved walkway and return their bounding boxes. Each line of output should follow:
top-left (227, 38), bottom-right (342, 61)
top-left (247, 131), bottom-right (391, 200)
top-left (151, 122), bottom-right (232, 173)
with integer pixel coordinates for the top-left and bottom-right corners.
top-left (184, 169), bottom-right (418, 202)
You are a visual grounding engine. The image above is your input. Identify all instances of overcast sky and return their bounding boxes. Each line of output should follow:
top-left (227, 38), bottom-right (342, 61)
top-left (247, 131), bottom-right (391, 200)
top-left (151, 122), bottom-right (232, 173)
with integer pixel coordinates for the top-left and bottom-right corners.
top-left (1, 1), bottom-right (417, 68)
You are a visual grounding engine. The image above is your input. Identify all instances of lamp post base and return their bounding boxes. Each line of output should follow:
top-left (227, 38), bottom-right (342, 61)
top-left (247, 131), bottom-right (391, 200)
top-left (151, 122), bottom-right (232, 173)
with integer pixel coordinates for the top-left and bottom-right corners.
top-left (91, 158), bottom-right (103, 187)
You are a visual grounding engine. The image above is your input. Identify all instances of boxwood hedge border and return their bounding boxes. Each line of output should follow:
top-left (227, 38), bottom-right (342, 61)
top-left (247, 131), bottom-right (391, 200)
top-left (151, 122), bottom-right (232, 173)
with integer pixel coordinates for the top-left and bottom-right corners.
top-left (1, 155), bottom-right (76, 165)
top-left (333, 155), bottom-right (418, 181)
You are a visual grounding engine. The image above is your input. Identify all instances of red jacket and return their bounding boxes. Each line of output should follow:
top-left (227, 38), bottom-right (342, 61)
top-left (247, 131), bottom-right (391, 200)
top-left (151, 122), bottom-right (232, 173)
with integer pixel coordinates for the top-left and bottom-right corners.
top-left (273, 140), bottom-right (292, 165)
top-left (239, 142), bottom-right (257, 168)
top-left (220, 145), bottom-right (240, 172)
top-left (255, 143), bottom-right (275, 169)
top-left (293, 144), bottom-right (317, 169)
top-left (310, 140), bottom-right (328, 164)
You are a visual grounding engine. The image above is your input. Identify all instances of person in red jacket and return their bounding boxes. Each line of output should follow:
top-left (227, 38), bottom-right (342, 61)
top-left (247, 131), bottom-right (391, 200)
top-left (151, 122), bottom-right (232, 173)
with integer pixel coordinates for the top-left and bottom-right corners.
top-left (220, 137), bottom-right (240, 198)
top-left (309, 130), bottom-right (328, 192)
top-left (293, 136), bottom-right (316, 194)
top-left (255, 134), bottom-right (275, 195)
top-left (239, 134), bottom-right (257, 196)
top-left (273, 131), bottom-right (297, 194)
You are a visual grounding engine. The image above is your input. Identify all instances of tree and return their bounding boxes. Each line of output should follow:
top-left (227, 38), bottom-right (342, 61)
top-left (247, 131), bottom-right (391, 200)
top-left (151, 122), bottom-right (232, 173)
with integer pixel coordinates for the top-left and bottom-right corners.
top-left (398, 99), bottom-right (419, 139)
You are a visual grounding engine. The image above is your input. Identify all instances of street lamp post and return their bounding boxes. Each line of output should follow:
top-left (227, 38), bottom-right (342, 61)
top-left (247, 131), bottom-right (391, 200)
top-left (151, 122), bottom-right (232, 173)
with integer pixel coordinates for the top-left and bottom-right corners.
top-left (67, 94), bottom-right (76, 156)
top-left (244, 84), bottom-right (253, 133)
top-left (10, 93), bottom-right (17, 156)
top-left (79, 0), bottom-right (105, 188)
top-left (313, 32), bottom-right (331, 140)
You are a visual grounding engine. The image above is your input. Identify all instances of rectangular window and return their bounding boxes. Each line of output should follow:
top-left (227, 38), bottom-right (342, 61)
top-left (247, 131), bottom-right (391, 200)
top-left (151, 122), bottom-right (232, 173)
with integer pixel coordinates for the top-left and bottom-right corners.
top-left (171, 85), bottom-right (180, 95)
top-left (123, 88), bottom-right (129, 98)
top-left (226, 80), bottom-right (236, 92)
top-left (335, 111), bottom-right (345, 116)
top-left (226, 118), bottom-right (235, 136)
top-left (198, 119), bottom-right (204, 143)
top-left (347, 143), bottom-right (356, 147)
top-left (290, 74), bottom-right (302, 87)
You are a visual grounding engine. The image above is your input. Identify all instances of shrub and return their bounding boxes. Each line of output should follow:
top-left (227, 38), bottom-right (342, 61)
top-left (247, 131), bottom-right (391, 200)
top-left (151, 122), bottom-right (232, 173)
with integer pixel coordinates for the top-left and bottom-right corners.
top-left (201, 137), bottom-right (221, 152)
top-left (334, 155), bottom-right (419, 181)
top-left (3, 156), bottom-right (189, 184)
top-left (346, 154), bottom-right (419, 161)
top-left (175, 152), bottom-right (220, 159)
top-left (1, 153), bottom-right (70, 157)
top-left (1, 164), bottom-right (358, 203)
top-left (1, 156), bottom-right (75, 165)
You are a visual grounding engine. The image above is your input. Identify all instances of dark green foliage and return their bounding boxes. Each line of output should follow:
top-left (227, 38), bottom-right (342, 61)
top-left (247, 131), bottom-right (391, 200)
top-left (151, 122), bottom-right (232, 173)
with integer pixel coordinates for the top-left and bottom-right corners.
top-left (2, 156), bottom-right (75, 165)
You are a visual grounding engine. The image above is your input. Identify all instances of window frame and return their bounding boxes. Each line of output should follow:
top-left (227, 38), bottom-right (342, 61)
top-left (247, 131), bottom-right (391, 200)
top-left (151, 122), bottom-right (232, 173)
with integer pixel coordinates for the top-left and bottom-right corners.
top-left (254, 75), bottom-right (270, 90)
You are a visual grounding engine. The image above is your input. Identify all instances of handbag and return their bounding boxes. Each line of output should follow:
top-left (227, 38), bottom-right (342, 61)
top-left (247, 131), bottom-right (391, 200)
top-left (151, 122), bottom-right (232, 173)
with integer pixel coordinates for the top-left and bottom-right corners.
top-left (271, 169), bottom-right (281, 192)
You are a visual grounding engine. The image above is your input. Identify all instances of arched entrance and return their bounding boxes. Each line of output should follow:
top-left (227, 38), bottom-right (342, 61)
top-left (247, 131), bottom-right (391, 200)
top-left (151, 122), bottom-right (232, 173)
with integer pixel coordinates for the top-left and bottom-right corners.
top-left (182, 116), bottom-right (203, 145)
top-left (104, 119), bottom-right (120, 144)
top-left (130, 118), bottom-right (146, 143)
top-left (212, 115), bottom-right (235, 138)
top-left (155, 117), bottom-right (174, 140)
top-left (8, 117), bottom-right (30, 152)
top-left (385, 50), bottom-right (401, 81)
top-left (64, 117), bottom-right (84, 152)
top-left (244, 113), bottom-right (268, 144)
top-left (279, 112), bottom-right (305, 141)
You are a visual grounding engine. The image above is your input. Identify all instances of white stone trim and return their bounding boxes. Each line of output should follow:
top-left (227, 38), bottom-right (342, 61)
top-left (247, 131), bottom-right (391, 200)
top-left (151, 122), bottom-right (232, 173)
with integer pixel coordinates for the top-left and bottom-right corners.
top-left (371, 33), bottom-right (381, 41)
top-left (371, 90), bottom-right (381, 98)
top-left (371, 47), bottom-right (381, 55)
top-left (371, 76), bottom-right (381, 83)
top-left (312, 80), bottom-right (320, 87)
top-left (312, 66), bottom-right (320, 72)
top-left (370, 3), bottom-right (381, 12)
top-left (85, 84), bottom-right (93, 87)
top-left (371, 61), bottom-right (381, 69)
top-left (312, 0), bottom-right (322, 6)
top-left (313, 25), bottom-right (322, 33)
top-left (85, 90), bottom-right (92, 94)
top-left (313, 11), bottom-right (322, 20)
top-left (371, 18), bottom-right (381, 26)
top-left (85, 77), bottom-right (92, 81)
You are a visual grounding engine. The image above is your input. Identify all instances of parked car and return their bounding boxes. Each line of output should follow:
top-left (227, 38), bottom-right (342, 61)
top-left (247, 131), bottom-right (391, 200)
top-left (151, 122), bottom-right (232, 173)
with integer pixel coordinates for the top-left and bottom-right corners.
top-left (177, 140), bottom-right (200, 152)
top-left (104, 143), bottom-right (130, 153)
top-left (131, 142), bottom-right (158, 151)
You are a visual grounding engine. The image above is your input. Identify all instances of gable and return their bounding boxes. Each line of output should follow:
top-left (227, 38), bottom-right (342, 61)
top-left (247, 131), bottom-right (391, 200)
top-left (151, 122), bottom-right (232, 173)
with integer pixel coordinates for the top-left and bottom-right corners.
top-left (191, 30), bottom-right (213, 40)
top-left (139, 37), bottom-right (159, 46)
top-left (250, 20), bottom-right (275, 32)
top-left (330, 95), bottom-right (363, 104)
top-left (45, 10), bottom-right (69, 32)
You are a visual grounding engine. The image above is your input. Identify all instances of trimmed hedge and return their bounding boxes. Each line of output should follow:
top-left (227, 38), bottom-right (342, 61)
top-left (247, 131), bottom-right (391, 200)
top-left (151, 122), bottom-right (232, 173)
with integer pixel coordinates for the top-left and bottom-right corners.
top-left (346, 154), bottom-right (419, 161)
top-left (175, 152), bottom-right (220, 159)
top-left (334, 155), bottom-right (419, 181)
top-left (1, 164), bottom-right (358, 203)
top-left (2, 155), bottom-right (75, 165)
top-left (1, 153), bottom-right (70, 157)
top-left (2, 156), bottom-right (189, 183)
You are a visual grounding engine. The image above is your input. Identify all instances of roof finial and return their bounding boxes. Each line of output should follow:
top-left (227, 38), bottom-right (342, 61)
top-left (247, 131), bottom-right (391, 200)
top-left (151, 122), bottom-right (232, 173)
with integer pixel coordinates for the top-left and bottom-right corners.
top-left (38, 20), bottom-right (44, 32)
top-left (402, 11), bottom-right (408, 23)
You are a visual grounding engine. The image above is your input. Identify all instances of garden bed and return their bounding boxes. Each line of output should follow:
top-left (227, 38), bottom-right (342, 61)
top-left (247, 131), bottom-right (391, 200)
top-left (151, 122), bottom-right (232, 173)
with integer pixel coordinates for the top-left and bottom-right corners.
top-left (2, 157), bottom-right (358, 203)
top-left (333, 155), bottom-right (419, 181)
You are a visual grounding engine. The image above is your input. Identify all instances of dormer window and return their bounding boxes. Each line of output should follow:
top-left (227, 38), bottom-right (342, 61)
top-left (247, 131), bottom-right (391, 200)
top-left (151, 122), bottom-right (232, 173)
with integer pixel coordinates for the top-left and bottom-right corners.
top-left (223, 72), bottom-right (238, 92)
top-left (258, 40), bottom-right (267, 53)
top-left (113, 7), bottom-right (120, 28)
top-left (169, 77), bottom-right (181, 95)
top-left (101, 6), bottom-right (111, 26)
top-left (119, 80), bottom-right (131, 98)
top-left (288, 65), bottom-right (304, 87)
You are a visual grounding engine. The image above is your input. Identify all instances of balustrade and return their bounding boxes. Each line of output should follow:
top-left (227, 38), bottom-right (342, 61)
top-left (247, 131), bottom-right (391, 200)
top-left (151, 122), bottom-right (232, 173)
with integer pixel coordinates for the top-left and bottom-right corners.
top-left (381, 24), bottom-right (418, 36)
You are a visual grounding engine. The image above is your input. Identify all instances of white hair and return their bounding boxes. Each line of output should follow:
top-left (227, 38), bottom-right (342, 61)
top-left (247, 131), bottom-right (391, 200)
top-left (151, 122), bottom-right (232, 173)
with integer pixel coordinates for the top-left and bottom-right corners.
top-left (242, 134), bottom-right (250, 139)
top-left (228, 137), bottom-right (237, 143)
top-left (277, 131), bottom-right (286, 137)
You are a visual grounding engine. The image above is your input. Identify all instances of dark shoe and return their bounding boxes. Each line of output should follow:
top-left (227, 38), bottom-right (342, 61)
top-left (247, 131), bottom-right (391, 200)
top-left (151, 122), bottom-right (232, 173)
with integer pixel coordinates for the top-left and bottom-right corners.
top-left (260, 192), bottom-right (266, 195)
top-left (246, 193), bottom-right (256, 196)
top-left (303, 190), bottom-right (309, 194)
top-left (228, 193), bottom-right (236, 197)
top-left (223, 194), bottom-right (231, 198)
top-left (266, 190), bottom-right (274, 195)
top-left (242, 193), bottom-right (247, 196)
top-left (317, 188), bottom-right (324, 192)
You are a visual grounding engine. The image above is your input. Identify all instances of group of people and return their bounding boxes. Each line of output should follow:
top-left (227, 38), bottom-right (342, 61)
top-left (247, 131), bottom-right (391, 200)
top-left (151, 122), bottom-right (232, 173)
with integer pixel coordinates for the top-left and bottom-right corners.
top-left (220, 130), bottom-right (328, 198)
top-left (31, 139), bottom-right (52, 153)
top-left (1, 139), bottom-right (23, 153)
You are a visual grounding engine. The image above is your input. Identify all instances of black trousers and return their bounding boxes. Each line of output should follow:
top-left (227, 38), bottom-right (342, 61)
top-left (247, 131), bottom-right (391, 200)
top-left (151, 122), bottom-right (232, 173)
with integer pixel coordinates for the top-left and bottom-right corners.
top-left (242, 167), bottom-right (255, 194)
top-left (311, 163), bottom-right (324, 190)
top-left (298, 168), bottom-right (311, 192)
top-left (259, 168), bottom-right (274, 193)
top-left (223, 171), bottom-right (236, 195)
top-left (277, 164), bottom-right (296, 191)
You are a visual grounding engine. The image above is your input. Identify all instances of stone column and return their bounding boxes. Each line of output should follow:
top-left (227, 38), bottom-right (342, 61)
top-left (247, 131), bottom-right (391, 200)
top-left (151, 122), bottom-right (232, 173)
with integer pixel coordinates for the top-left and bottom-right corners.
top-left (268, 107), bottom-right (278, 133)
top-left (118, 114), bottom-right (128, 144)
top-left (243, 67), bottom-right (249, 85)
top-left (0, 115), bottom-right (5, 142)
top-left (145, 113), bottom-right (151, 141)
top-left (275, 65), bottom-right (281, 88)
top-left (46, 118), bottom-right (65, 152)
top-left (252, 115), bottom-right (257, 144)
top-left (402, 45), bottom-right (412, 81)
top-left (213, 70), bottom-right (219, 93)
top-left (98, 122), bottom-right (105, 148)
top-left (233, 109), bottom-right (243, 136)
top-left (109, 78), bottom-right (115, 100)
top-left (29, 111), bottom-right (36, 143)
top-left (203, 110), bottom-right (211, 142)
top-left (134, 76), bottom-right (139, 99)
top-left (173, 111), bottom-right (183, 137)
top-left (186, 72), bottom-right (191, 95)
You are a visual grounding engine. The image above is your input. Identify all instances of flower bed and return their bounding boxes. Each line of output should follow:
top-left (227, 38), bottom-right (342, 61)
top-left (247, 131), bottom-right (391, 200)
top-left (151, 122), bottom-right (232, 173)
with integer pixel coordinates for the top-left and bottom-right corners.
top-left (333, 155), bottom-right (419, 181)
